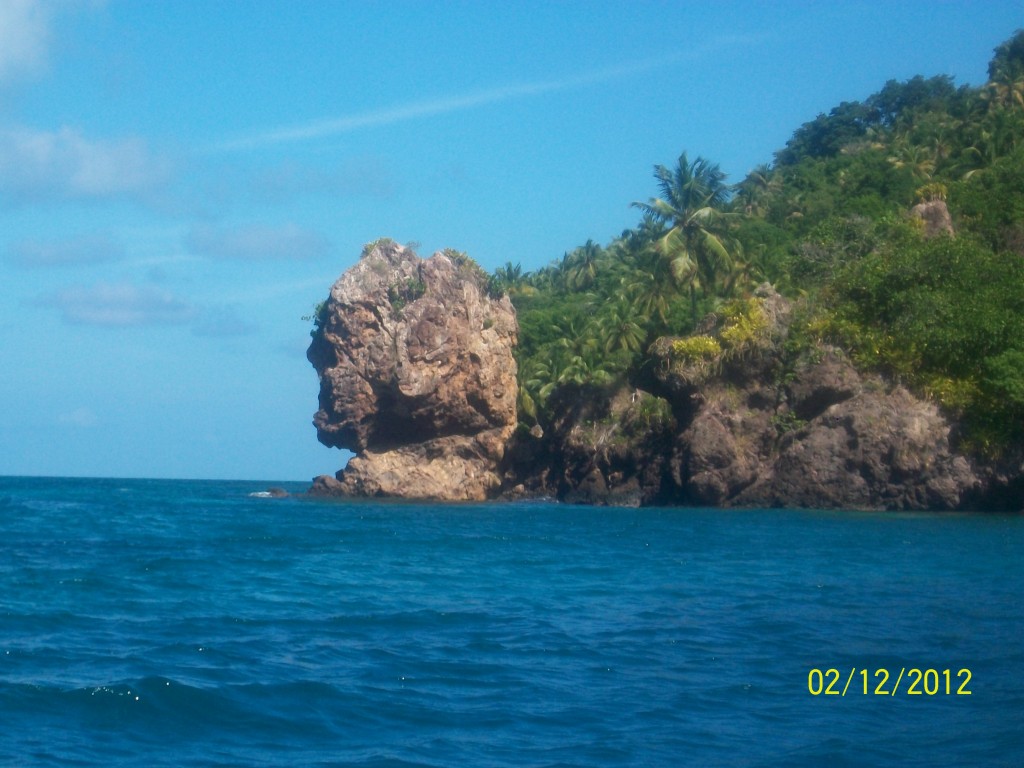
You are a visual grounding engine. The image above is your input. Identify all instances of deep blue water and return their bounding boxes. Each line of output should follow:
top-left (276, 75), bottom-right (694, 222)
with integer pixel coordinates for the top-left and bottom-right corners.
top-left (1, 476), bottom-right (1022, 767)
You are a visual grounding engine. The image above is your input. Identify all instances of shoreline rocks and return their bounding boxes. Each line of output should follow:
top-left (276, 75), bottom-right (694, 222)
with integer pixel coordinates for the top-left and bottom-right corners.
top-left (307, 249), bottom-right (1018, 511)
top-left (501, 285), bottom-right (1013, 511)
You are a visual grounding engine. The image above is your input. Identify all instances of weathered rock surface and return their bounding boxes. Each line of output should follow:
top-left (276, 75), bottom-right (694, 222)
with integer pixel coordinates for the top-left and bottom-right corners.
top-left (305, 250), bottom-right (1015, 510)
top-left (910, 198), bottom-right (955, 238)
top-left (308, 241), bottom-right (518, 500)
top-left (741, 381), bottom-right (979, 510)
top-left (503, 285), bottom-right (994, 511)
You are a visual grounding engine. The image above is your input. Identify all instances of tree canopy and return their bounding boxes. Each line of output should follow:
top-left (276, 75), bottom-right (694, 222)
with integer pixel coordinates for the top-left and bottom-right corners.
top-left (497, 29), bottom-right (1024, 451)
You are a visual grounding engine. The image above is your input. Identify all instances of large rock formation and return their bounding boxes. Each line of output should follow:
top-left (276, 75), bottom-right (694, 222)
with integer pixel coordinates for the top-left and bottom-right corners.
top-left (305, 247), bottom-right (1014, 510)
top-left (307, 240), bottom-right (518, 500)
top-left (503, 285), bottom-right (992, 510)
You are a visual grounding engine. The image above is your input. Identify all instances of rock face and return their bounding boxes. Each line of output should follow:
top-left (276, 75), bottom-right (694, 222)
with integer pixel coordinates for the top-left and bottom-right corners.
top-left (305, 250), bottom-right (1011, 510)
top-left (910, 199), bottom-right (955, 238)
top-left (503, 285), bottom-right (988, 511)
top-left (307, 241), bottom-right (518, 500)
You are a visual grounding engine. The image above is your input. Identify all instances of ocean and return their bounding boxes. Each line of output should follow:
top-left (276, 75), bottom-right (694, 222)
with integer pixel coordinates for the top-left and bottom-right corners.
top-left (1, 476), bottom-right (1021, 767)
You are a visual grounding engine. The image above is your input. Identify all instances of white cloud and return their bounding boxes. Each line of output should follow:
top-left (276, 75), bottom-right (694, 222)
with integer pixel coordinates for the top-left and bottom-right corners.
top-left (186, 223), bottom-right (331, 261)
top-left (215, 36), bottom-right (768, 153)
top-left (42, 281), bottom-right (195, 327)
top-left (217, 53), bottom-right (687, 151)
top-left (8, 232), bottom-right (124, 267)
top-left (56, 407), bottom-right (99, 428)
top-left (0, 0), bottom-right (51, 84)
top-left (0, 126), bottom-right (172, 204)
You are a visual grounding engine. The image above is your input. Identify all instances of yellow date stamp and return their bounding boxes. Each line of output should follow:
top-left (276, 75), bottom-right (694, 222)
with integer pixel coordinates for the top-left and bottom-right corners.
top-left (807, 667), bottom-right (972, 696)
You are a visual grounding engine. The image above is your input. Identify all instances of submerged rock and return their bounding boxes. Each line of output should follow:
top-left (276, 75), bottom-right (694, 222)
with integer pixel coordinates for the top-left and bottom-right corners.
top-left (307, 241), bottom-right (518, 500)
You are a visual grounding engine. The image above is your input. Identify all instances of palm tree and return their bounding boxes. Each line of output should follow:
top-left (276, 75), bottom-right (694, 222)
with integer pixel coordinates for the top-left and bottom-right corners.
top-left (549, 316), bottom-right (600, 362)
top-left (566, 239), bottom-right (603, 290)
top-left (618, 218), bottom-right (667, 255)
top-left (983, 64), bottom-right (1024, 111)
top-left (734, 163), bottom-right (780, 216)
top-left (632, 152), bottom-right (738, 325)
top-left (526, 266), bottom-right (556, 292)
top-left (493, 261), bottom-right (524, 293)
top-left (888, 137), bottom-right (936, 182)
top-left (553, 251), bottom-right (577, 291)
top-left (620, 246), bottom-right (676, 332)
top-left (598, 300), bottom-right (646, 355)
top-left (523, 358), bottom-right (561, 405)
top-left (959, 108), bottom-right (1023, 177)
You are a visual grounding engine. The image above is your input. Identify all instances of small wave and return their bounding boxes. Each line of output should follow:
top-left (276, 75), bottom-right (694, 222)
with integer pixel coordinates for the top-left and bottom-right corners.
top-left (249, 488), bottom-right (289, 499)
top-left (2, 676), bottom-right (353, 733)
top-left (0, 677), bottom-right (376, 766)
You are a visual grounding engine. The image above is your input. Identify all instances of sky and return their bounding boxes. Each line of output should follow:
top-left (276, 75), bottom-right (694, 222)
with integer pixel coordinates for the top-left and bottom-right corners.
top-left (1, 0), bottom-right (1022, 482)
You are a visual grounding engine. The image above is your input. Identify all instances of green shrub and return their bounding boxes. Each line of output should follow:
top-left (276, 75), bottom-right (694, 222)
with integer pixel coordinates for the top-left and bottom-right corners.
top-left (361, 237), bottom-right (397, 257)
top-left (387, 278), bottom-right (426, 312)
top-left (627, 394), bottom-right (675, 435)
top-left (302, 300), bottom-right (328, 337)
top-left (442, 248), bottom-right (498, 296)
top-left (983, 349), bottom-right (1024, 412)
top-left (771, 410), bottom-right (807, 435)
top-left (822, 228), bottom-right (1024, 449)
top-left (671, 335), bottom-right (722, 362)
top-left (915, 182), bottom-right (948, 202)
top-left (718, 298), bottom-right (770, 352)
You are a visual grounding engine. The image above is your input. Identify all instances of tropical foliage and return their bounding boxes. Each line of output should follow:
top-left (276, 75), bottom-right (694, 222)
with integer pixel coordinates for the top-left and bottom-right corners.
top-left (495, 30), bottom-right (1024, 449)
top-left (632, 153), bottom-right (739, 324)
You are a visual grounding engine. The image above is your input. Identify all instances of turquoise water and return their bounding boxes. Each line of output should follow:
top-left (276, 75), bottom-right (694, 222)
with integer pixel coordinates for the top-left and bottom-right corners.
top-left (1, 476), bottom-right (1021, 766)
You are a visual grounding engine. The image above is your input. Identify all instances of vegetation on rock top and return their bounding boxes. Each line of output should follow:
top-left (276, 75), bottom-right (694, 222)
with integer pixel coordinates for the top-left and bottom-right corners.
top-left (494, 30), bottom-right (1024, 456)
top-left (311, 31), bottom-right (1024, 462)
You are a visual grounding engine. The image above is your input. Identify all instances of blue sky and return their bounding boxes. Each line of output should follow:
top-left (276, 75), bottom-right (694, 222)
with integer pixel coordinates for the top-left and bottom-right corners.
top-left (1, 1), bottom-right (1021, 481)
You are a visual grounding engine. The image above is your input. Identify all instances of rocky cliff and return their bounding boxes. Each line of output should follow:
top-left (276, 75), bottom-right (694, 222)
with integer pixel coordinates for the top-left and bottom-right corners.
top-left (306, 247), bottom-right (1019, 510)
top-left (307, 240), bottom-right (518, 500)
top-left (502, 285), bottom-right (1014, 510)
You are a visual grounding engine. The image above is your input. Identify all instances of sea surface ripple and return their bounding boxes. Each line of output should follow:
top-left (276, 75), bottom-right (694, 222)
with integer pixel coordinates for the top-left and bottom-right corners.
top-left (1, 477), bottom-right (1021, 766)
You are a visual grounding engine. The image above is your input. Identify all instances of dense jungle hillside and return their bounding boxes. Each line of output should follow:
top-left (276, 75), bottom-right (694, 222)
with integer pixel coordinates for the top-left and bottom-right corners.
top-left (496, 30), bottom-right (1024, 457)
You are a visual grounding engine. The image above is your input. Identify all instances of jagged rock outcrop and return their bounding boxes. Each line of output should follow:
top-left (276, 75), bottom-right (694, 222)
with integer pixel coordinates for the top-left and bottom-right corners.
top-left (503, 284), bottom-right (990, 511)
top-left (305, 248), bottom-right (1010, 511)
top-left (307, 240), bottom-right (518, 500)
top-left (762, 385), bottom-right (977, 509)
